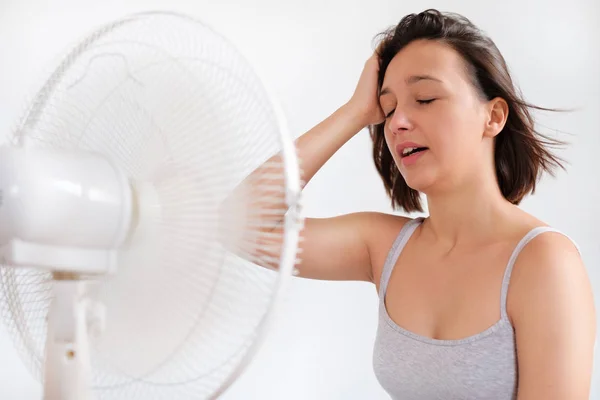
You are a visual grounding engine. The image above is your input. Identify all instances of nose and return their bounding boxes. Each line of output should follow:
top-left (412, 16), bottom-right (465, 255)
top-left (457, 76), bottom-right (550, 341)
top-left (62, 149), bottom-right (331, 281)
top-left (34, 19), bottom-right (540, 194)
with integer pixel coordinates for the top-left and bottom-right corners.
top-left (388, 108), bottom-right (412, 135)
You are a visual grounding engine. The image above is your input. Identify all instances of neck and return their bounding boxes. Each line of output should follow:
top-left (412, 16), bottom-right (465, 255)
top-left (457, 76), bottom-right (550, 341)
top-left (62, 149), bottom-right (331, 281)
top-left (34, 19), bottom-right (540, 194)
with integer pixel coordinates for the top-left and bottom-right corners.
top-left (422, 172), bottom-right (515, 252)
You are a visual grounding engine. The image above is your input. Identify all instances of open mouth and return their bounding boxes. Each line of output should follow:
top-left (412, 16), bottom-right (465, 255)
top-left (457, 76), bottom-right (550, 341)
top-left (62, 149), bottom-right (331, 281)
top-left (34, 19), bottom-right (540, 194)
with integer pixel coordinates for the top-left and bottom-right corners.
top-left (401, 147), bottom-right (428, 158)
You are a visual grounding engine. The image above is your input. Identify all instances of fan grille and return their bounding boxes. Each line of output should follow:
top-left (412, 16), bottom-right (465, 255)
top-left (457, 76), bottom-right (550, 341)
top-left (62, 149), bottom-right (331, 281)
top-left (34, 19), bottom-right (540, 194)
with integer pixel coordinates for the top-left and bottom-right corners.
top-left (0, 11), bottom-right (301, 399)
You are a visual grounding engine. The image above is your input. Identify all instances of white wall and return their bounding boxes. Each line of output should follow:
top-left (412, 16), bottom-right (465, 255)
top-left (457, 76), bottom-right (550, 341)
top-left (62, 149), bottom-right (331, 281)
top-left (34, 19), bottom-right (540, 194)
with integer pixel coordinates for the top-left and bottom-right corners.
top-left (0, 0), bottom-right (598, 398)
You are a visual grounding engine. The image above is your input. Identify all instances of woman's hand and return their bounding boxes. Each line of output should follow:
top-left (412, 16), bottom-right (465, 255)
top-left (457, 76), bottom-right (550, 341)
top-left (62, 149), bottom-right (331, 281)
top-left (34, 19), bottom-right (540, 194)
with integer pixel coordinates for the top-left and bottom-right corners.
top-left (346, 52), bottom-right (386, 128)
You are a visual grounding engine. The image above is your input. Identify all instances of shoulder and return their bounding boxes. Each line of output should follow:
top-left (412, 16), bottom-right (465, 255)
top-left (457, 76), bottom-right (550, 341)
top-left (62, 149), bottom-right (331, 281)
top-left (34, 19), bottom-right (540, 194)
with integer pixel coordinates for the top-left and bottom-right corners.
top-left (510, 228), bottom-right (583, 290)
top-left (353, 212), bottom-right (413, 285)
top-left (508, 226), bottom-right (593, 326)
top-left (355, 211), bottom-right (413, 227)
top-left (507, 227), bottom-right (596, 397)
top-left (356, 211), bottom-right (413, 246)
top-left (503, 211), bottom-right (582, 288)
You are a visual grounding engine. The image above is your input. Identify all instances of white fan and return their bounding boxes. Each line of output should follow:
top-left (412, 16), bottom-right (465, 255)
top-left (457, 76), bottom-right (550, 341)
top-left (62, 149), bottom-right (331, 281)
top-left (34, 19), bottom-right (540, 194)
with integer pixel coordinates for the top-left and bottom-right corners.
top-left (0, 11), bottom-right (303, 400)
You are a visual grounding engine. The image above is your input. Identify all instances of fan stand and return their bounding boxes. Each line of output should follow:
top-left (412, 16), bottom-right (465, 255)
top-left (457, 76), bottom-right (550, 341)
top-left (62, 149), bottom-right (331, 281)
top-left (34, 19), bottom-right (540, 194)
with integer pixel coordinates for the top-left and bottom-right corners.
top-left (43, 273), bottom-right (102, 400)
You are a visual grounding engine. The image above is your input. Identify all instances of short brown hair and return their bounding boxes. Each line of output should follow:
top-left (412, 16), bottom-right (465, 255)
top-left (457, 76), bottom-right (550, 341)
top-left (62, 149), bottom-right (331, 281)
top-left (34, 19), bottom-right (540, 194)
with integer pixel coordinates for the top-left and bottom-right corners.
top-left (370, 9), bottom-right (568, 213)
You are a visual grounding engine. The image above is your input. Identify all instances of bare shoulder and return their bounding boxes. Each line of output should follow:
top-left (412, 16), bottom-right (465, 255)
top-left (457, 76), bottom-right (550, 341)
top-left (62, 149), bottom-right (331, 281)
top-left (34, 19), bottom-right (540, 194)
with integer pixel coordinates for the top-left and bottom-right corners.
top-left (509, 222), bottom-right (585, 300)
top-left (508, 221), bottom-right (595, 327)
top-left (356, 212), bottom-right (413, 286)
top-left (510, 224), bottom-right (584, 289)
top-left (507, 222), bottom-right (596, 398)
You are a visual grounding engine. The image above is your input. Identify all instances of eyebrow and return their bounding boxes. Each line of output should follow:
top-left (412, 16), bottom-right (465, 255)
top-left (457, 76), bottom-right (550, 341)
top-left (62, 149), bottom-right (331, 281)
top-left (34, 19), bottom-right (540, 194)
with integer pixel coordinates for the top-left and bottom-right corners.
top-left (379, 75), bottom-right (443, 97)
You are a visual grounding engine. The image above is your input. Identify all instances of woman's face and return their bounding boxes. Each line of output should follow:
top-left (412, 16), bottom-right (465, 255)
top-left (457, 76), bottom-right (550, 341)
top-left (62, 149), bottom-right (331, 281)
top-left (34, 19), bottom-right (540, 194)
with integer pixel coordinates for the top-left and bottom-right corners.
top-left (379, 39), bottom-right (497, 194)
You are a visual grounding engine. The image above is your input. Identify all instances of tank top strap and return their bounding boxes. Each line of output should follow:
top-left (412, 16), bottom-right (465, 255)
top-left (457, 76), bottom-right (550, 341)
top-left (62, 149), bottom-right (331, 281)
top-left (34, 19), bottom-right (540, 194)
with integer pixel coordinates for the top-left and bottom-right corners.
top-left (378, 217), bottom-right (424, 300)
top-left (500, 226), bottom-right (581, 320)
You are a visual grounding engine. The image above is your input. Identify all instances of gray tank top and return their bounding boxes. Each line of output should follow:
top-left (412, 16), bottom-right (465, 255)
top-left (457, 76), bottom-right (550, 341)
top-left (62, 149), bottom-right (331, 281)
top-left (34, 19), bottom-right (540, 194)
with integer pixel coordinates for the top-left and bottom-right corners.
top-left (373, 217), bottom-right (578, 400)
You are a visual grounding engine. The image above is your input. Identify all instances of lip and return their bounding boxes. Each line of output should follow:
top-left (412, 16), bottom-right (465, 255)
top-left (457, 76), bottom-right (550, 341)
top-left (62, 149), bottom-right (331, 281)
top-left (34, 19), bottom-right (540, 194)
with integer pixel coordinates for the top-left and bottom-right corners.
top-left (400, 149), bottom-right (427, 167)
top-left (396, 141), bottom-right (428, 158)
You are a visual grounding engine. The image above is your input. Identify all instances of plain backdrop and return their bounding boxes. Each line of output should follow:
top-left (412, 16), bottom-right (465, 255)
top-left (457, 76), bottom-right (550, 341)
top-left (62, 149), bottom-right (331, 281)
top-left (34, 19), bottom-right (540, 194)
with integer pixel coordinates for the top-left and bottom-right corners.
top-left (0, 0), bottom-right (598, 399)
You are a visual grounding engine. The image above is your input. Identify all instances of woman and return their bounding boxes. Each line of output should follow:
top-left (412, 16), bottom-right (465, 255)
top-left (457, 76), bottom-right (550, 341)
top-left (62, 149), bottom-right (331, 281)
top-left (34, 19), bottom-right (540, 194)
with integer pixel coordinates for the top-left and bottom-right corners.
top-left (226, 8), bottom-right (596, 399)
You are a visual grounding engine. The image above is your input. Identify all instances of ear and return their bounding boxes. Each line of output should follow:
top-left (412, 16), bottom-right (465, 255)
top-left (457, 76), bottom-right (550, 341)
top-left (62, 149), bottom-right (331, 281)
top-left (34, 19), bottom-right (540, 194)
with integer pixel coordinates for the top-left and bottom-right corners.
top-left (483, 97), bottom-right (509, 138)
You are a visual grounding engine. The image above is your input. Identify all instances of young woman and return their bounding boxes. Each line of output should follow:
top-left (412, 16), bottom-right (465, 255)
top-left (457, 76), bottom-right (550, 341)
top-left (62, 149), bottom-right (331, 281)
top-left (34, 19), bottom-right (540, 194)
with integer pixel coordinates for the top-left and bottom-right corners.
top-left (227, 8), bottom-right (596, 399)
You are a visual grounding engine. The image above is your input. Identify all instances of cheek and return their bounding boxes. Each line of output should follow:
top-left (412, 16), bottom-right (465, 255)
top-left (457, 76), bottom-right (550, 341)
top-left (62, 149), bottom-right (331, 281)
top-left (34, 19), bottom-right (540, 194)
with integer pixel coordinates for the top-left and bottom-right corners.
top-left (428, 108), bottom-right (482, 158)
top-left (428, 138), bottom-right (473, 183)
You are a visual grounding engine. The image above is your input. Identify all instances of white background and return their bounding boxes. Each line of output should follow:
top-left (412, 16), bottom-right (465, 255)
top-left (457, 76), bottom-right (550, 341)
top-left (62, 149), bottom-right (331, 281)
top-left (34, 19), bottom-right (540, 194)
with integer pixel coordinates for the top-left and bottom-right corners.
top-left (0, 0), bottom-right (598, 398)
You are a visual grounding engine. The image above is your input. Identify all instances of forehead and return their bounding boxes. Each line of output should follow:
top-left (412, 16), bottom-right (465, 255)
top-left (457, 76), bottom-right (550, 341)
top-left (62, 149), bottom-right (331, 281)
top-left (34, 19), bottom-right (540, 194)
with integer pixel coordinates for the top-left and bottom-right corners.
top-left (382, 39), bottom-right (470, 89)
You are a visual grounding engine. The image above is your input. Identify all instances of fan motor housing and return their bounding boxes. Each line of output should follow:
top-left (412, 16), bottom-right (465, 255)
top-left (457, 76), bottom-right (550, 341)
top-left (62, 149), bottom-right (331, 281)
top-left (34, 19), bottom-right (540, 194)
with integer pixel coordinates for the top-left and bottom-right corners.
top-left (0, 144), bottom-right (132, 274)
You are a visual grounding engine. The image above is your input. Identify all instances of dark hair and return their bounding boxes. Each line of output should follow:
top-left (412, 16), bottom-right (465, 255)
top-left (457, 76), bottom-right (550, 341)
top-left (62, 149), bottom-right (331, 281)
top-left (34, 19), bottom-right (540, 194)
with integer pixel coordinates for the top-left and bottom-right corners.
top-left (370, 9), bottom-right (568, 213)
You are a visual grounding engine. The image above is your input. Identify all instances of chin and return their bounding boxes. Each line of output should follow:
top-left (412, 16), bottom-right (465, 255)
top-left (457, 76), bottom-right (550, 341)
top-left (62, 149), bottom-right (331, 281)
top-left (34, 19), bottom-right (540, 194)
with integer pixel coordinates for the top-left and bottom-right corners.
top-left (400, 170), bottom-right (437, 193)
top-left (402, 178), bottom-right (434, 195)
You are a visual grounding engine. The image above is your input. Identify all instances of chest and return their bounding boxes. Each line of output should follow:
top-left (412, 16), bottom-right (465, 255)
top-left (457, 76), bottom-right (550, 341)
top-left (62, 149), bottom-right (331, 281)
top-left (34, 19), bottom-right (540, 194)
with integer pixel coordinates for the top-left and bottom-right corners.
top-left (373, 317), bottom-right (518, 400)
top-left (383, 241), bottom-right (514, 341)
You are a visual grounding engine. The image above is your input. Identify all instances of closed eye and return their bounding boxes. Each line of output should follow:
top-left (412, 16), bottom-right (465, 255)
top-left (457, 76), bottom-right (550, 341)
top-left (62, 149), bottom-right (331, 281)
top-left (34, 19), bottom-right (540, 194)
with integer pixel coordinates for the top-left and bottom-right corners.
top-left (385, 98), bottom-right (436, 119)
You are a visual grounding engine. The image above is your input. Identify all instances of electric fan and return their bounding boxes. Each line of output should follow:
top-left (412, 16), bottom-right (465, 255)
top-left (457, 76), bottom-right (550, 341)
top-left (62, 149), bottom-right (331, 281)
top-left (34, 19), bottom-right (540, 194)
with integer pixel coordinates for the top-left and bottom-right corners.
top-left (0, 11), bottom-right (303, 400)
